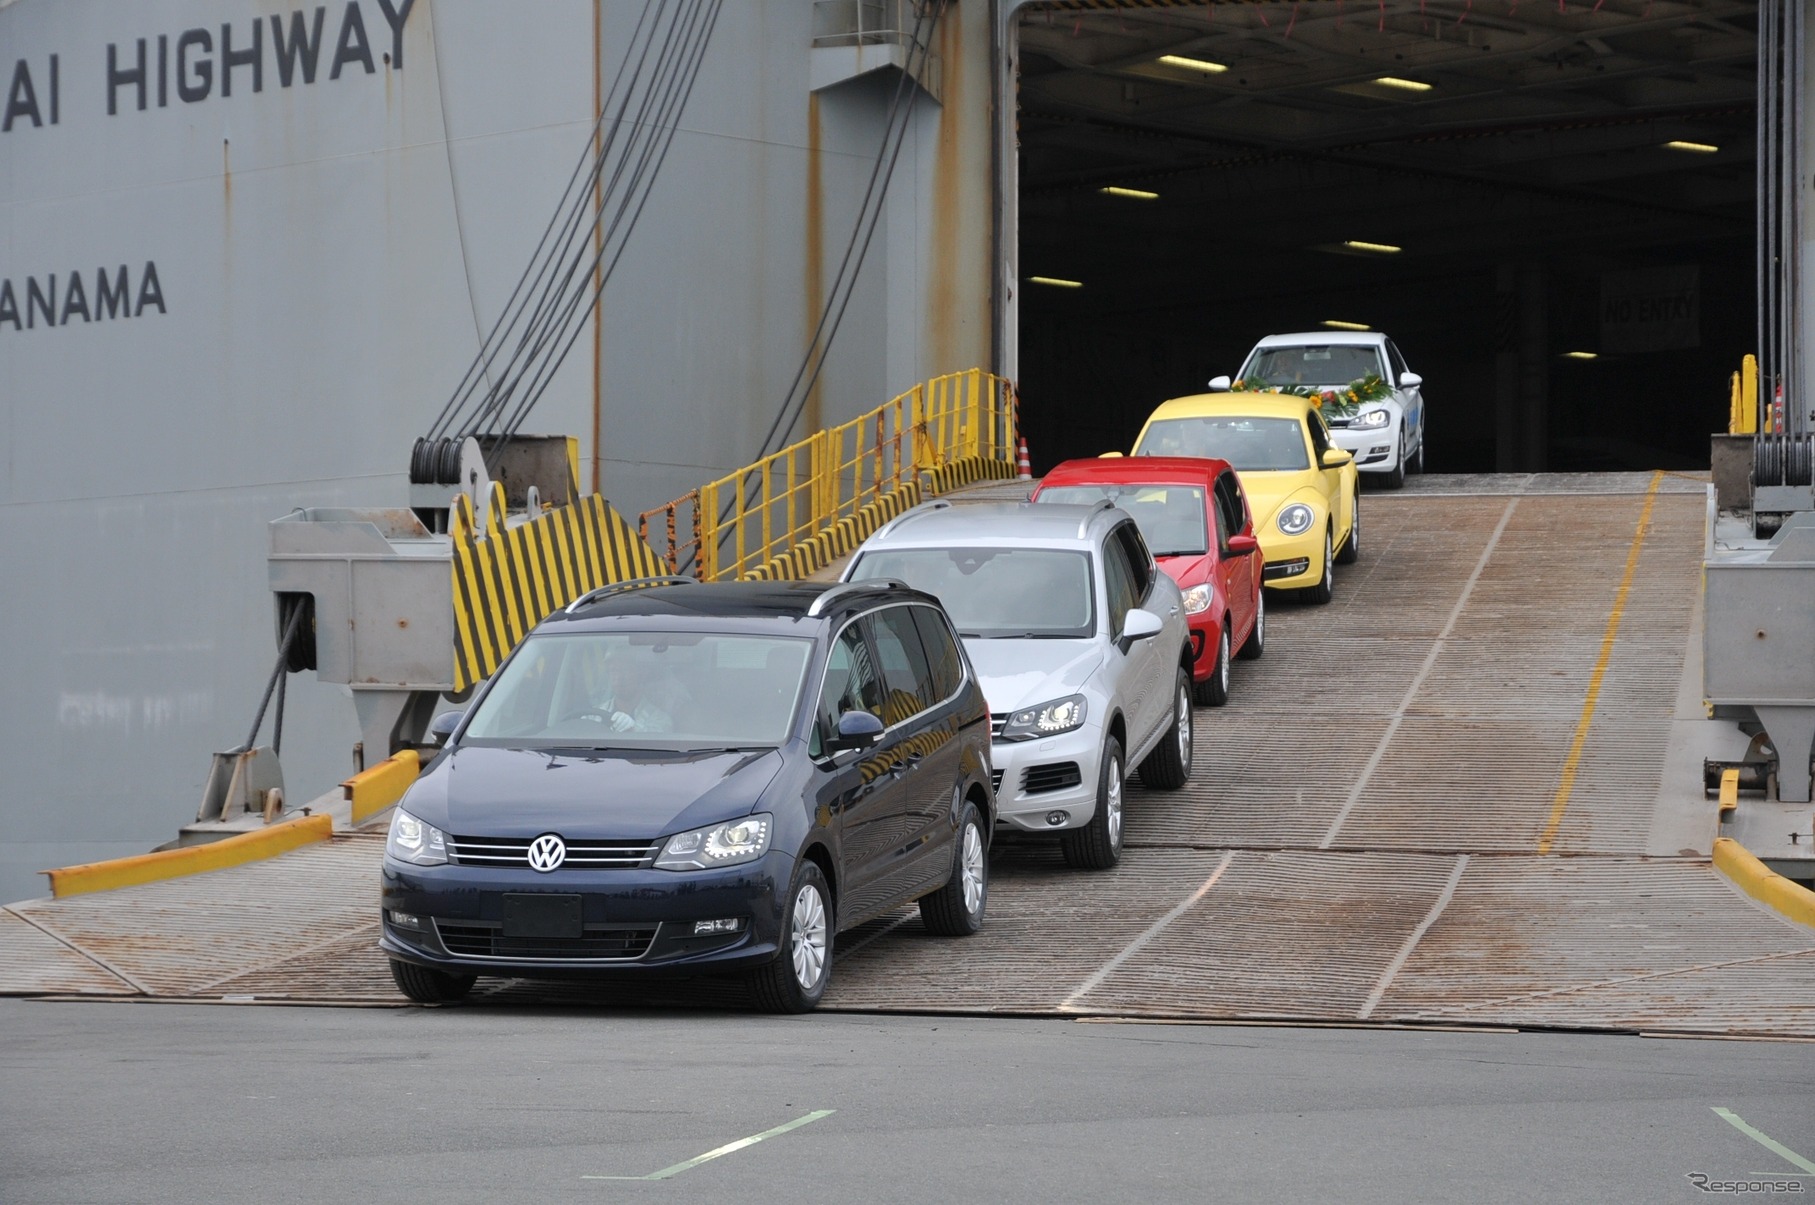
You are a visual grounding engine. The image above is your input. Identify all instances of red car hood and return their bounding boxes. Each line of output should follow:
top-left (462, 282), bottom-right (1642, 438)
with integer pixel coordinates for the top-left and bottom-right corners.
top-left (1156, 551), bottom-right (1213, 588)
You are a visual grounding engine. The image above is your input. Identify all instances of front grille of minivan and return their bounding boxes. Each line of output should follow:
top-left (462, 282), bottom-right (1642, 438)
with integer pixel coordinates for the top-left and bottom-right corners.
top-left (1022, 762), bottom-right (1082, 795)
top-left (990, 769), bottom-right (1004, 794)
top-left (434, 920), bottom-right (658, 961)
top-left (447, 836), bottom-right (659, 869)
top-left (990, 713), bottom-right (1008, 739)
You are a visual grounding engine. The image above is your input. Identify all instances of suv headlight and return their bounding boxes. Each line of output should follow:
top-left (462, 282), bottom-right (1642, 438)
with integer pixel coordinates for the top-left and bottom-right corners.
top-left (1350, 408), bottom-right (1391, 430)
top-left (1277, 503), bottom-right (1315, 536)
top-left (1000, 695), bottom-right (1087, 741)
top-left (655, 814), bottom-right (772, 871)
top-left (1180, 583), bottom-right (1213, 615)
top-left (387, 809), bottom-right (448, 867)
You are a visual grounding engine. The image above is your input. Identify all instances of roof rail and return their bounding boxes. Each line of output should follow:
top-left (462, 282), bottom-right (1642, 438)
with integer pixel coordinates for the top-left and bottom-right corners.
top-left (806, 578), bottom-right (907, 618)
top-left (1078, 497), bottom-right (1115, 539)
top-left (872, 497), bottom-right (953, 541)
top-left (563, 575), bottom-right (696, 614)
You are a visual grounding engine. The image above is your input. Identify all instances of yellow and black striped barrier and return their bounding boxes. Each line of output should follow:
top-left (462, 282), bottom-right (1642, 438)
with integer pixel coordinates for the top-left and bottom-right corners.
top-left (448, 485), bottom-right (666, 691)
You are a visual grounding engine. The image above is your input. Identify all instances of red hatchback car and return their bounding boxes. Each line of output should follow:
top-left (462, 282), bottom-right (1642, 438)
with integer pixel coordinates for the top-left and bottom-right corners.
top-left (1033, 457), bottom-right (1265, 706)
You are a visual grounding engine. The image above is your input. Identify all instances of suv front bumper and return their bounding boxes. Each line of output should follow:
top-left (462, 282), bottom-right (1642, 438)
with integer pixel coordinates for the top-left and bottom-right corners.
top-left (379, 850), bottom-right (793, 978)
top-left (989, 725), bottom-right (1103, 833)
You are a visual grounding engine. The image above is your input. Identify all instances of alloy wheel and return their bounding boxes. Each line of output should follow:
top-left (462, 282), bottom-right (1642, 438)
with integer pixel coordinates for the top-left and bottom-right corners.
top-left (1106, 757), bottom-right (1123, 849)
top-left (1176, 679), bottom-right (1192, 765)
top-left (1218, 630), bottom-right (1231, 694)
top-left (960, 824), bottom-right (985, 916)
top-left (790, 883), bottom-right (829, 991)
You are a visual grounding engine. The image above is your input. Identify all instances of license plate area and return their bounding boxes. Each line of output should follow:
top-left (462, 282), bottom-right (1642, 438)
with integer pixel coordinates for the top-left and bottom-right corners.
top-left (501, 893), bottom-right (583, 938)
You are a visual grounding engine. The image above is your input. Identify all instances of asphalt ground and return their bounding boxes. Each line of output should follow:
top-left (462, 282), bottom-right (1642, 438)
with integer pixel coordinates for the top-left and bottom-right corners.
top-left (4, 999), bottom-right (1813, 1205)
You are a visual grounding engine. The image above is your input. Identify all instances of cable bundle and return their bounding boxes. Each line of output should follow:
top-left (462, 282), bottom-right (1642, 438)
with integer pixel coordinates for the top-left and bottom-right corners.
top-left (414, 0), bottom-right (723, 482)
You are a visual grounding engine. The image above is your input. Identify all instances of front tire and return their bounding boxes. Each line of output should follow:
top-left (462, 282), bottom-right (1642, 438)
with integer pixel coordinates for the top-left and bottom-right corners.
top-left (1301, 529), bottom-right (1334, 605)
top-left (1142, 669), bottom-right (1195, 788)
top-left (1062, 736), bottom-right (1125, 869)
top-left (747, 862), bottom-right (833, 1013)
top-left (389, 959), bottom-right (475, 1004)
top-left (1381, 434), bottom-right (1407, 490)
top-left (919, 802), bottom-right (988, 936)
top-left (1237, 589), bottom-right (1266, 661)
top-left (1192, 625), bottom-right (1231, 708)
top-left (1335, 492), bottom-right (1360, 565)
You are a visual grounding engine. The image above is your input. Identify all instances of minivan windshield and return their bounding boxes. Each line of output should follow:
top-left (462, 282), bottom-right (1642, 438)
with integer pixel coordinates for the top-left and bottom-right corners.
top-left (1037, 484), bottom-right (1208, 557)
top-left (460, 631), bottom-right (812, 750)
top-left (1239, 343), bottom-right (1383, 387)
top-left (1135, 416), bottom-right (1309, 471)
top-left (850, 548), bottom-right (1095, 639)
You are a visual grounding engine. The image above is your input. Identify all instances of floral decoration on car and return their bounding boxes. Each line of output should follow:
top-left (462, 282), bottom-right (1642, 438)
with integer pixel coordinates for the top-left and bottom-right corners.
top-left (1229, 373), bottom-right (1392, 417)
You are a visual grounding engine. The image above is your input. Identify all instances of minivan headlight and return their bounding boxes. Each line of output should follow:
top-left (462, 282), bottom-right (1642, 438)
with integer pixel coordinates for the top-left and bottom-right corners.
top-left (1350, 408), bottom-right (1391, 430)
top-left (387, 809), bottom-right (448, 867)
top-left (656, 814), bottom-right (772, 871)
top-left (1180, 584), bottom-right (1213, 615)
top-left (1000, 695), bottom-right (1087, 741)
top-left (1277, 504), bottom-right (1315, 536)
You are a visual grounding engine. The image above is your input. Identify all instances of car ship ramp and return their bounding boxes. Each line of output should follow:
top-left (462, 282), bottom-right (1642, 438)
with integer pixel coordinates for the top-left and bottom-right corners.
top-left (6, 472), bottom-right (1815, 1037)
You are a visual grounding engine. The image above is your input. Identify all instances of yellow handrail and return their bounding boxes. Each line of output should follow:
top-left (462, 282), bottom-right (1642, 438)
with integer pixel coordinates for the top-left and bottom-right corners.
top-left (640, 369), bottom-right (1018, 581)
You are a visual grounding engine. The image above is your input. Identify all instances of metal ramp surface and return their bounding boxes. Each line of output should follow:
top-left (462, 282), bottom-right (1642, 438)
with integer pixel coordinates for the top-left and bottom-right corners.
top-left (8, 473), bottom-right (1815, 1037)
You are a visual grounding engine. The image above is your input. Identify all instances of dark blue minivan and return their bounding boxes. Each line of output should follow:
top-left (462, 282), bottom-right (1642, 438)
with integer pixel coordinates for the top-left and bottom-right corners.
top-left (381, 577), bottom-right (994, 1012)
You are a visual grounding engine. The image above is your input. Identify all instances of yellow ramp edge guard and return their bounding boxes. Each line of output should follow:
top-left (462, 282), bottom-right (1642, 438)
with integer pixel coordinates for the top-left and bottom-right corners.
top-left (450, 486), bottom-right (667, 692)
top-left (1712, 836), bottom-right (1815, 931)
top-left (343, 750), bottom-right (421, 825)
top-left (42, 814), bottom-right (334, 899)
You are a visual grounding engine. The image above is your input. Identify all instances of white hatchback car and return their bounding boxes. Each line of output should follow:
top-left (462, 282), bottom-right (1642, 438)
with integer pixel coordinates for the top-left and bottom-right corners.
top-left (844, 499), bottom-right (1193, 870)
top-left (1214, 331), bottom-right (1426, 489)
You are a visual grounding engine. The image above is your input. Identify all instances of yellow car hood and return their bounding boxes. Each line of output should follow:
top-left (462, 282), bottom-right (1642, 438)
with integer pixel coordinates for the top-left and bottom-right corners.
top-left (1236, 469), bottom-right (1327, 533)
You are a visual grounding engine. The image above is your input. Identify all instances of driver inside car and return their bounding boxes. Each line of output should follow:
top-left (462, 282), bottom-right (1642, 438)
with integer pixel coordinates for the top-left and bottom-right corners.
top-left (597, 647), bottom-right (682, 734)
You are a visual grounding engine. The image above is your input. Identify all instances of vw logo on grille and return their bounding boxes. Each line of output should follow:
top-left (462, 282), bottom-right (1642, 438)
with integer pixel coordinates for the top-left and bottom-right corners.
top-left (526, 834), bottom-right (567, 873)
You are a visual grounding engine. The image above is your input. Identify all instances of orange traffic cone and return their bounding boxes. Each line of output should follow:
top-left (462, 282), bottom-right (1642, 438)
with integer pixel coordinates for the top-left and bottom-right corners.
top-left (1016, 436), bottom-right (1032, 479)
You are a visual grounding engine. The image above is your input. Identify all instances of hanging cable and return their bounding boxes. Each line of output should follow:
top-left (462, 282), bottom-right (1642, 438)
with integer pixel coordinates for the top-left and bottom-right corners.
top-left (460, 0), bottom-right (712, 441)
top-left (422, 0), bottom-right (662, 445)
top-left (754, 1), bottom-right (945, 462)
top-left (415, 0), bottom-right (721, 473)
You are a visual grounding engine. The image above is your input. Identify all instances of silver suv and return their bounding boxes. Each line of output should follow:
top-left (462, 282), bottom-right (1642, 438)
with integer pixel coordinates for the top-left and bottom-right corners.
top-left (844, 500), bottom-right (1193, 869)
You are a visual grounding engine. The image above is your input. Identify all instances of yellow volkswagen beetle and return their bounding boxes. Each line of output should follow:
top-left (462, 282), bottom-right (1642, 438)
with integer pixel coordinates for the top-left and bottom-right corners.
top-left (1128, 391), bottom-right (1359, 604)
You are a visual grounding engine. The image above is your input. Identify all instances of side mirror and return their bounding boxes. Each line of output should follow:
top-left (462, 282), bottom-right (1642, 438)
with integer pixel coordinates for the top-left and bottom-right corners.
top-left (1098, 450), bottom-right (1125, 459)
top-left (1120, 608), bottom-right (1163, 649)
top-left (428, 711), bottom-right (463, 743)
top-left (1225, 533), bottom-right (1260, 556)
top-left (1207, 375), bottom-right (1232, 392)
top-left (1398, 371), bottom-right (1422, 388)
top-left (1321, 448), bottom-right (1354, 469)
top-left (829, 709), bottom-right (885, 753)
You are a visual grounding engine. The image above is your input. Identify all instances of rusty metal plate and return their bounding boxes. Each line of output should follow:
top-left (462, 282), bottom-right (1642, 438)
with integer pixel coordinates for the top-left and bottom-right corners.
top-left (825, 844), bottom-right (1227, 1013)
top-left (1377, 857), bottom-right (1815, 1036)
top-left (1131, 715), bottom-right (1398, 849)
top-left (1060, 849), bottom-right (1463, 1020)
top-left (0, 908), bottom-right (135, 996)
top-left (1405, 472), bottom-right (1708, 496)
top-left (8, 838), bottom-right (379, 997)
